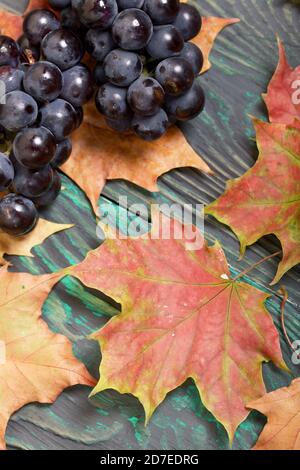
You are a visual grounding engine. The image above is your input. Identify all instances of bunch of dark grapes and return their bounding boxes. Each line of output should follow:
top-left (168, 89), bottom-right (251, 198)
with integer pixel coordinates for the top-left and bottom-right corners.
top-left (0, 0), bottom-right (205, 236)
top-left (0, 4), bottom-right (93, 236)
top-left (75, 0), bottom-right (205, 141)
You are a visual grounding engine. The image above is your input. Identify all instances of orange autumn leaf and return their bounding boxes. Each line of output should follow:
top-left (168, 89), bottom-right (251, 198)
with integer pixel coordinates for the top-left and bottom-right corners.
top-left (0, 266), bottom-right (95, 450)
top-left (0, 219), bottom-right (73, 263)
top-left (248, 379), bottom-right (300, 450)
top-left (70, 211), bottom-right (286, 443)
top-left (62, 109), bottom-right (212, 215)
top-left (263, 39), bottom-right (300, 125)
top-left (182, 1), bottom-right (240, 73)
top-left (191, 16), bottom-right (240, 73)
top-left (206, 119), bottom-right (300, 284)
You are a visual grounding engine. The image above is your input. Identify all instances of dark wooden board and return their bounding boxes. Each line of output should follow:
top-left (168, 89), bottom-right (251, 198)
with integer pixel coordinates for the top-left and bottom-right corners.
top-left (1, 0), bottom-right (300, 450)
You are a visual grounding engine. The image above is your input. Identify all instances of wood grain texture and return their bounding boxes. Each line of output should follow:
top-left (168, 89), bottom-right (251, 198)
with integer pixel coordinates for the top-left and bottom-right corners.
top-left (1, 0), bottom-right (300, 450)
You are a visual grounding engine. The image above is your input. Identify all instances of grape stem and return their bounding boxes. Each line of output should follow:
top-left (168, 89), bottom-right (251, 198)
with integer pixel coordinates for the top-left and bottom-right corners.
top-left (280, 286), bottom-right (299, 356)
top-left (23, 49), bottom-right (36, 65)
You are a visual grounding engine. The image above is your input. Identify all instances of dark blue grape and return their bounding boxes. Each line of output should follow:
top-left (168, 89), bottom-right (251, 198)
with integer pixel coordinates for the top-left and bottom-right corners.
top-left (165, 81), bottom-right (205, 121)
top-left (12, 163), bottom-right (54, 198)
top-left (104, 49), bottom-right (142, 87)
top-left (0, 153), bottom-right (14, 191)
top-left (60, 64), bottom-right (94, 107)
top-left (112, 9), bottom-right (153, 50)
top-left (94, 63), bottom-right (107, 86)
top-left (172, 4), bottom-right (202, 41)
top-left (143, 0), bottom-right (179, 25)
top-left (0, 91), bottom-right (38, 132)
top-left (13, 126), bottom-right (56, 169)
top-left (32, 170), bottom-right (61, 207)
top-left (0, 36), bottom-right (20, 67)
top-left (0, 193), bottom-right (38, 236)
top-left (51, 138), bottom-right (72, 168)
top-left (155, 57), bottom-right (194, 96)
top-left (179, 42), bottom-right (203, 75)
top-left (23, 61), bottom-right (63, 103)
top-left (146, 25), bottom-right (183, 60)
top-left (105, 116), bottom-right (132, 132)
top-left (128, 77), bottom-right (164, 116)
top-left (23, 9), bottom-right (60, 46)
top-left (132, 109), bottom-right (168, 140)
top-left (49, 0), bottom-right (72, 9)
top-left (95, 83), bottom-right (130, 120)
top-left (0, 66), bottom-right (24, 97)
top-left (85, 29), bottom-right (116, 62)
top-left (117, 0), bottom-right (144, 9)
top-left (39, 98), bottom-right (77, 141)
top-left (72, 0), bottom-right (118, 28)
top-left (60, 7), bottom-right (86, 37)
top-left (74, 107), bottom-right (84, 128)
top-left (41, 29), bottom-right (84, 71)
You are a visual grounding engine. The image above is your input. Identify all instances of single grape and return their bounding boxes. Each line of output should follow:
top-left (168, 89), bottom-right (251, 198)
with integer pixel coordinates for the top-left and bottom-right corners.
top-left (95, 83), bottom-right (130, 120)
top-left (39, 98), bottom-right (77, 141)
top-left (0, 193), bottom-right (38, 236)
top-left (155, 57), bottom-right (194, 96)
top-left (143, 0), bottom-right (179, 25)
top-left (41, 29), bottom-right (84, 71)
top-left (132, 108), bottom-right (168, 141)
top-left (172, 4), bottom-right (202, 41)
top-left (13, 126), bottom-right (57, 169)
top-left (117, 0), bottom-right (144, 8)
top-left (0, 36), bottom-right (20, 68)
top-left (0, 66), bottom-right (24, 98)
top-left (51, 138), bottom-right (72, 168)
top-left (72, 0), bottom-right (118, 28)
top-left (146, 25), bottom-right (183, 60)
top-left (94, 62), bottom-right (107, 86)
top-left (23, 9), bottom-right (60, 46)
top-left (85, 29), bottom-right (116, 62)
top-left (179, 42), bottom-right (203, 75)
top-left (105, 116), bottom-right (132, 132)
top-left (49, 0), bottom-right (72, 9)
top-left (112, 9), bottom-right (153, 51)
top-left (23, 61), bottom-right (63, 103)
top-left (17, 35), bottom-right (40, 62)
top-left (0, 91), bottom-right (38, 132)
top-left (0, 153), bottom-right (14, 191)
top-left (74, 106), bottom-right (84, 128)
top-left (60, 64), bottom-right (94, 107)
top-left (32, 169), bottom-right (61, 207)
top-left (165, 81), bottom-right (205, 121)
top-left (104, 49), bottom-right (142, 87)
top-left (128, 77), bottom-right (164, 116)
top-left (60, 7), bottom-right (86, 37)
top-left (12, 163), bottom-right (54, 198)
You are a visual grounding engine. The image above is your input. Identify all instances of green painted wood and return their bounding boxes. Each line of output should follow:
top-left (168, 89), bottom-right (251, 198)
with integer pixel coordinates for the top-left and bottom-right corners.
top-left (1, 0), bottom-right (300, 450)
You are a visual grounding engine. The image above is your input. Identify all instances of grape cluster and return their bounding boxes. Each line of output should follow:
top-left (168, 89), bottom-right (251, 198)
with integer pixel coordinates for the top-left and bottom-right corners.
top-left (0, 5), bottom-right (93, 236)
top-left (0, 0), bottom-right (205, 237)
top-left (72, 0), bottom-right (205, 141)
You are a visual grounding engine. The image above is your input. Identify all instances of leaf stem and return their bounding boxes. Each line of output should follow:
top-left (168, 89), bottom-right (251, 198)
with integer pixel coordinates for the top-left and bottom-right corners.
top-left (233, 250), bottom-right (282, 281)
top-left (280, 286), bottom-right (298, 353)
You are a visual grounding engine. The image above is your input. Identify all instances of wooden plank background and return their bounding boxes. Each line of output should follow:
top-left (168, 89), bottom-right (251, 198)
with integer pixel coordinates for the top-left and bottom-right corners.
top-left (1, 0), bottom-right (300, 450)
